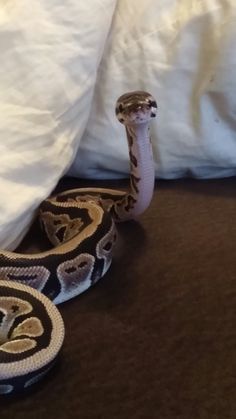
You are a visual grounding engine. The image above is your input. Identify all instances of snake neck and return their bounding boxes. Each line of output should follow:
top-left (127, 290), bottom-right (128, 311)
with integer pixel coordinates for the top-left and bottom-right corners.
top-left (112, 122), bottom-right (155, 221)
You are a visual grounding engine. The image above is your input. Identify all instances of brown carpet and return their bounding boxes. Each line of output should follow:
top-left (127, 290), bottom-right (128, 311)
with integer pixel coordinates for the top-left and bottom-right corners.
top-left (1, 177), bottom-right (236, 418)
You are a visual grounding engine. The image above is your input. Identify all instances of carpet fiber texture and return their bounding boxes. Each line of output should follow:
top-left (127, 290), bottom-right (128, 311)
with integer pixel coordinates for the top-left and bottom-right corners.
top-left (1, 177), bottom-right (236, 418)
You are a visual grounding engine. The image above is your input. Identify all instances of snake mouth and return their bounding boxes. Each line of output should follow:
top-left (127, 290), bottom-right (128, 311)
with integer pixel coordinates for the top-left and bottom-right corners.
top-left (128, 104), bottom-right (157, 124)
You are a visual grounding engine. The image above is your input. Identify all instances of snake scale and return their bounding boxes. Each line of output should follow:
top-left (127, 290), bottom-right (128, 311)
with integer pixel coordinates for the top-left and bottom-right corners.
top-left (0, 91), bottom-right (157, 394)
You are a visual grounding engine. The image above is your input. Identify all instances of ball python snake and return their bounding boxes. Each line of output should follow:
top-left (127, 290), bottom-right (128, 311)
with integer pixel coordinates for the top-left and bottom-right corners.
top-left (0, 91), bottom-right (157, 394)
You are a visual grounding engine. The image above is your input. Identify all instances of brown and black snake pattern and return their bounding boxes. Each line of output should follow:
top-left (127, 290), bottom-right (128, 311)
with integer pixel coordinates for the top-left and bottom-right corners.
top-left (0, 91), bottom-right (157, 393)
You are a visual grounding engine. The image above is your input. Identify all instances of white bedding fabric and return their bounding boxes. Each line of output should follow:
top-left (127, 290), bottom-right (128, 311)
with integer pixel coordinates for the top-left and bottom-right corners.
top-left (0, 0), bottom-right (236, 249)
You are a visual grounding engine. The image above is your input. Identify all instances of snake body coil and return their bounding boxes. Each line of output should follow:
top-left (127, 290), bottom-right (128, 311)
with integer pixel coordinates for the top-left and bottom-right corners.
top-left (0, 281), bottom-right (64, 394)
top-left (0, 91), bottom-right (157, 393)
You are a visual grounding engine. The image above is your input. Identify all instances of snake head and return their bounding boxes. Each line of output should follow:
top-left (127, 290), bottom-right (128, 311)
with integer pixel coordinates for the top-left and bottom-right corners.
top-left (116, 91), bottom-right (157, 125)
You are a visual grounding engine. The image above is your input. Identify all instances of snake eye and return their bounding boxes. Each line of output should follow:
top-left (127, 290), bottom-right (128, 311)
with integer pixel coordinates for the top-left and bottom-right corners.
top-left (149, 99), bottom-right (157, 108)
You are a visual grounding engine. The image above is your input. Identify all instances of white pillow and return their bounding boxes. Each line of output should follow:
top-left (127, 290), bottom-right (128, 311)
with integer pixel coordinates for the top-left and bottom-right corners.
top-left (1, 0), bottom-right (236, 250)
top-left (69, 0), bottom-right (236, 180)
top-left (0, 0), bottom-right (116, 249)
